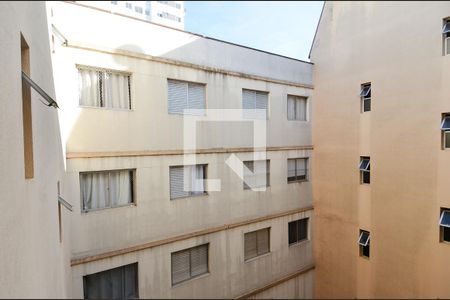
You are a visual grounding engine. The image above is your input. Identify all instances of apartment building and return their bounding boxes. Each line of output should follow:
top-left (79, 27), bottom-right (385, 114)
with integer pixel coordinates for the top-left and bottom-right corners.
top-left (0, 1), bottom-right (71, 298)
top-left (49, 1), bottom-right (314, 298)
top-left (76, 1), bottom-right (185, 30)
top-left (310, 1), bottom-right (450, 298)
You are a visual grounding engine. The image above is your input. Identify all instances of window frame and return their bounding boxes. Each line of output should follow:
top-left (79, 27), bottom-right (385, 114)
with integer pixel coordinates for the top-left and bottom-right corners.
top-left (79, 169), bottom-right (136, 213)
top-left (171, 243), bottom-right (209, 286)
top-left (169, 164), bottom-right (208, 200)
top-left (243, 160), bottom-right (270, 190)
top-left (359, 156), bottom-right (371, 185)
top-left (439, 208), bottom-right (450, 243)
top-left (83, 263), bottom-right (139, 299)
top-left (244, 227), bottom-right (271, 261)
top-left (443, 18), bottom-right (450, 55)
top-left (360, 83), bottom-right (371, 113)
top-left (77, 65), bottom-right (133, 111)
top-left (287, 157), bottom-right (309, 183)
top-left (287, 94), bottom-right (308, 121)
top-left (288, 218), bottom-right (309, 246)
top-left (242, 88), bottom-right (270, 120)
top-left (441, 114), bottom-right (450, 149)
top-left (358, 230), bottom-right (370, 258)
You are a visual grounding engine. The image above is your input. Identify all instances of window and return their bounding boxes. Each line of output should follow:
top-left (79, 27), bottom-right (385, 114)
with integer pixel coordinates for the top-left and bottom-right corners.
top-left (145, 9), bottom-right (150, 16)
top-left (171, 244), bottom-right (208, 285)
top-left (243, 160), bottom-right (270, 190)
top-left (358, 230), bottom-right (370, 258)
top-left (80, 170), bottom-right (134, 212)
top-left (78, 67), bottom-right (131, 109)
top-left (83, 263), bottom-right (138, 299)
top-left (444, 19), bottom-right (450, 55)
top-left (167, 79), bottom-right (205, 115)
top-left (441, 114), bottom-right (450, 149)
top-left (439, 208), bottom-right (450, 243)
top-left (134, 6), bottom-right (143, 13)
top-left (111, 1), bottom-right (117, 4)
top-left (360, 83), bottom-right (371, 112)
top-left (359, 156), bottom-right (370, 184)
top-left (170, 165), bottom-right (207, 199)
top-left (125, 2), bottom-right (132, 9)
top-left (242, 89), bottom-right (268, 119)
top-left (287, 158), bottom-right (308, 182)
top-left (287, 95), bottom-right (307, 121)
top-left (21, 34), bottom-right (34, 179)
top-left (288, 218), bottom-right (309, 245)
top-left (244, 228), bottom-right (270, 260)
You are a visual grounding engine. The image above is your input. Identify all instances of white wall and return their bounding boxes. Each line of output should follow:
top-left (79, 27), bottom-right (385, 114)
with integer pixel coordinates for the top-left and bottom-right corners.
top-left (0, 1), bottom-right (70, 298)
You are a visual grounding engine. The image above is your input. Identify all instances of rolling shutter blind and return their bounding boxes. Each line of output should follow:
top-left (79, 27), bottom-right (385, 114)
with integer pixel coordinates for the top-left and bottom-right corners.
top-left (170, 166), bottom-right (190, 199)
top-left (296, 158), bottom-right (307, 180)
top-left (190, 244), bottom-right (208, 277)
top-left (288, 159), bottom-right (296, 181)
top-left (168, 80), bottom-right (188, 114)
top-left (171, 250), bottom-right (190, 285)
top-left (244, 231), bottom-right (257, 260)
top-left (257, 228), bottom-right (270, 255)
top-left (168, 80), bottom-right (205, 115)
top-left (187, 82), bottom-right (205, 115)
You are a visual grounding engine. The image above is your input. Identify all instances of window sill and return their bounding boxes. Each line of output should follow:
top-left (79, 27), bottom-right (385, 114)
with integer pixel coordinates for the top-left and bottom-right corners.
top-left (79, 105), bottom-right (133, 112)
top-left (171, 272), bottom-right (210, 288)
top-left (82, 203), bottom-right (136, 214)
top-left (243, 186), bottom-right (271, 192)
top-left (287, 119), bottom-right (309, 122)
top-left (288, 179), bottom-right (309, 184)
top-left (288, 239), bottom-right (309, 248)
top-left (359, 255), bottom-right (370, 260)
top-left (170, 192), bottom-right (208, 201)
top-left (244, 251), bottom-right (271, 263)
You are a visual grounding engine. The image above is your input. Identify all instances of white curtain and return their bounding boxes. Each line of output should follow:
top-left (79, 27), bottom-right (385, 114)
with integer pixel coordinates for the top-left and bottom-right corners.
top-left (109, 170), bottom-right (132, 206)
top-left (104, 72), bottom-right (130, 109)
top-left (184, 165), bottom-right (204, 195)
top-left (81, 171), bottom-right (131, 211)
top-left (296, 98), bottom-right (307, 121)
top-left (79, 69), bottom-right (101, 107)
top-left (287, 96), bottom-right (295, 120)
top-left (81, 172), bottom-right (108, 211)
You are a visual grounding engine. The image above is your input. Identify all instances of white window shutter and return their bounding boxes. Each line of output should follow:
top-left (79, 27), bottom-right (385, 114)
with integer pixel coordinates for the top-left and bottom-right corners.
top-left (187, 83), bottom-right (205, 115)
top-left (168, 80), bottom-right (188, 114)
top-left (170, 167), bottom-right (190, 199)
top-left (287, 96), bottom-right (295, 120)
top-left (171, 250), bottom-right (191, 285)
top-left (190, 244), bottom-right (208, 277)
top-left (244, 231), bottom-right (257, 260)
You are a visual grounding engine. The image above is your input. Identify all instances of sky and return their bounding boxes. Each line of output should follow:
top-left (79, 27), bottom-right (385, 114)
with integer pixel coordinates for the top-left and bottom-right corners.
top-left (184, 1), bottom-right (324, 61)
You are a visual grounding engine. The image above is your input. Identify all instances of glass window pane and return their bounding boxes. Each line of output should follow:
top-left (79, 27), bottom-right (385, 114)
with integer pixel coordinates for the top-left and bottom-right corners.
top-left (359, 158), bottom-right (370, 171)
top-left (443, 22), bottom-right (450, 34)
top-left (440, 210), bottom-right (450, 227)
top-left (298, 218), bottom-right (308, 241)
top-left (358, 231), bottom-right (370, 246)
top-left (288, 221), bottom-right (298, 245)
top-left (360, 85), bottom-right (371, 97)
top-left (441, 117), bottom-right (450, 130)
top-left (363, 98), bottom-right (371, 112)
top-left (287, 159), bottom-right (297, 182)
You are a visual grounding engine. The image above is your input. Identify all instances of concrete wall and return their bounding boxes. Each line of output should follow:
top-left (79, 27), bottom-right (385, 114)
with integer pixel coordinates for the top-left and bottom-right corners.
top-left (49, 1), bottom-right (314, 298)
top-left (71, 210), bottom-right (314, 299)
top-left (0, 1), bottom-right (70, 298)
top-left (311, 1), bottom-right (450, 298)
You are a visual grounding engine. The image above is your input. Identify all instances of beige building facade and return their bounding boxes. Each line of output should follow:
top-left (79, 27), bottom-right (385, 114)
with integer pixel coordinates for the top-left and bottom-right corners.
top-left (48, 1), bottom-right (314, 298)
top-left (311, 1), bottom-right (450, 298)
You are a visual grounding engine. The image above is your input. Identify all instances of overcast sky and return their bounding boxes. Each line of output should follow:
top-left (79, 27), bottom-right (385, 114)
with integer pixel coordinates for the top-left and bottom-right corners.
top-left (184, 1), bottom-right (324, 61)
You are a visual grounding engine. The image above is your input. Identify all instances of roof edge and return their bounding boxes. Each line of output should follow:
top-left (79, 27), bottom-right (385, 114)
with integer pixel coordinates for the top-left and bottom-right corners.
top-left (308, 1), bottom-right (326, 60)
top-left (63, 1), bottom-right (313, 65)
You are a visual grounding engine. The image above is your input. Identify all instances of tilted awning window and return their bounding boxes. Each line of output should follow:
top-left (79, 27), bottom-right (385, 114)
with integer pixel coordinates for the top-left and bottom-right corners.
top-left (443, 22), bottom-right (450, 34)
top-left (440, 116), bottom-right (450, 130)
top-left (439, 210), bottom-right (450, 228)
top-left (360, 85), bottom-right (371, 97)
top-left (22, 71), bottom-right (58, 108)
top-left (359, 158), bottom-right (370, 171)
top-left (358, 231), bottom-right (370, 246)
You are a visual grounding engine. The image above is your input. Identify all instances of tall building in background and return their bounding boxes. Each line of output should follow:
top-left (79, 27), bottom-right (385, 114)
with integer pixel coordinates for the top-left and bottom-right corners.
top-left (76, 1), bottom-right (185, 30)
top-left (310, 1), bottom-right (450, 298)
